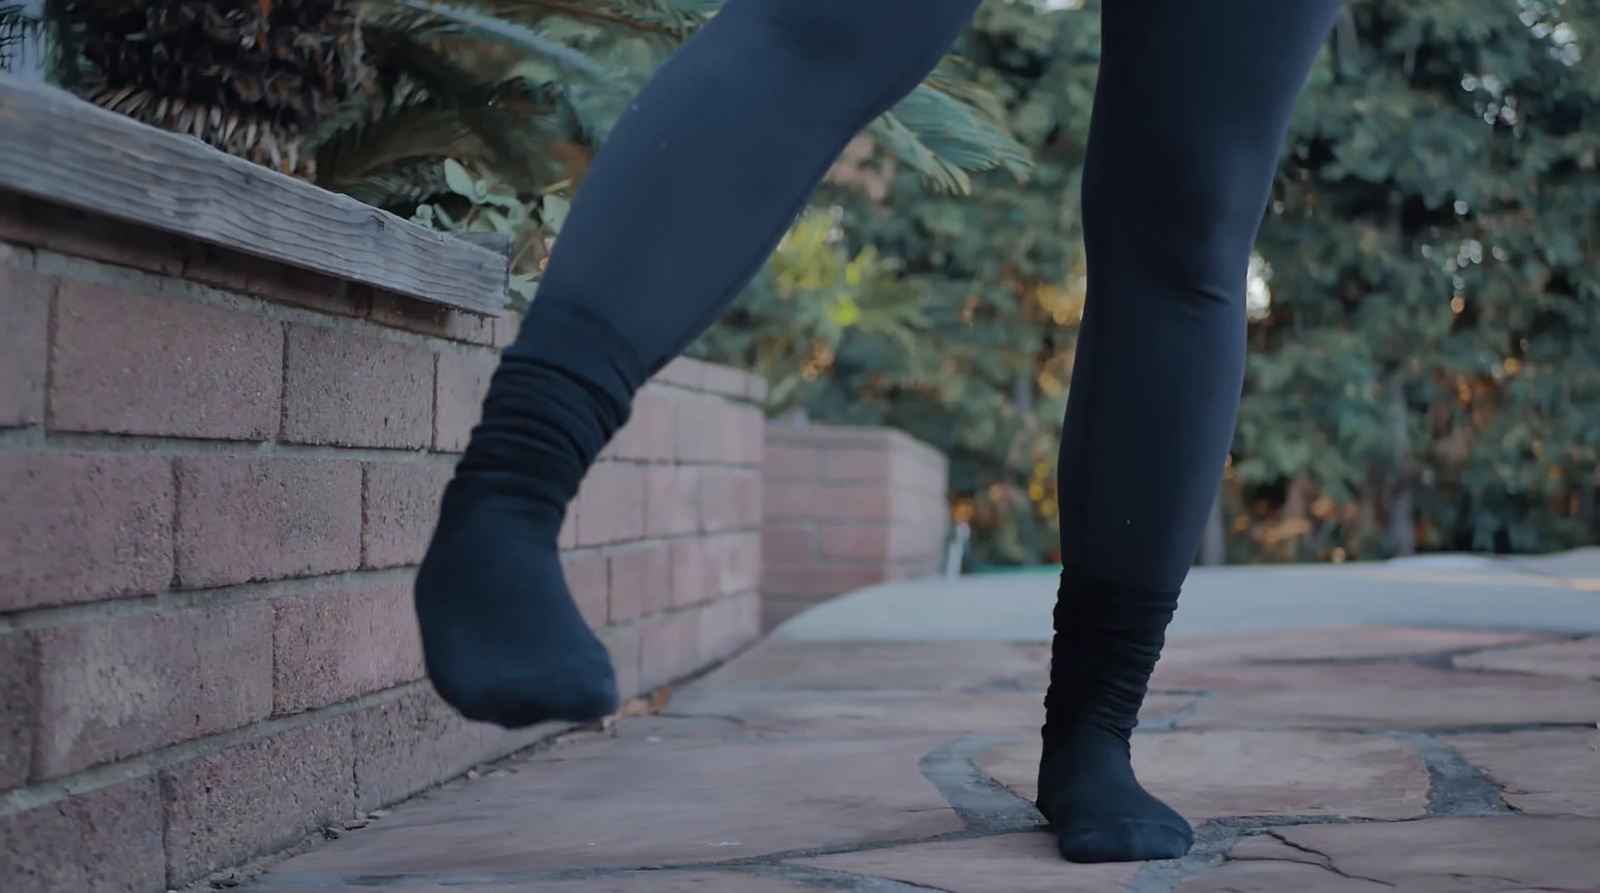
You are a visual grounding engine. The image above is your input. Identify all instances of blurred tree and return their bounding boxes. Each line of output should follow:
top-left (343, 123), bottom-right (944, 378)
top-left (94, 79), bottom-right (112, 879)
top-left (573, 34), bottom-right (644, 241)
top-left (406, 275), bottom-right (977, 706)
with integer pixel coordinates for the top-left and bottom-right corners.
top-left (1239, 0), bottom-right (1600, 561)
top-left (6, 0), bottom-right (1030, 307)
top-left (695, 0), bottom-right (1096, 566)
top-left (700, 0), bottom-right (1600, 567)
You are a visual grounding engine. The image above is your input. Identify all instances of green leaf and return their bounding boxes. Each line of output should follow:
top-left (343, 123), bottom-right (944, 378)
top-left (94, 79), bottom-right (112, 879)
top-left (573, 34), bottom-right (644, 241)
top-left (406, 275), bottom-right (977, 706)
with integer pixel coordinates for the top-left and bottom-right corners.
top-left (443, 158), bottom-right (476, 197)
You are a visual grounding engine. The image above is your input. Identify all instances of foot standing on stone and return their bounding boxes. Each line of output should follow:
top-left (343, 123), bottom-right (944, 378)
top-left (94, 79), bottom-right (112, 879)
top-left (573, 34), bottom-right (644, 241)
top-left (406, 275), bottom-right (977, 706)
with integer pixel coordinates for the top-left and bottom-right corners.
top-left (414, 0), bottom-right (1347, 864)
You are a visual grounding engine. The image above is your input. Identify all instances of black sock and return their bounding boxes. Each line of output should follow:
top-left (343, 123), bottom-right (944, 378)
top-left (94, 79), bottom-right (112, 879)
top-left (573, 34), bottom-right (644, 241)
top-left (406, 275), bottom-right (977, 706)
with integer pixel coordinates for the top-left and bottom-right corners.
top-left (414, 300), bottom-right (645, 729)
top-left (1035, 567), bottom-right (1191, 863)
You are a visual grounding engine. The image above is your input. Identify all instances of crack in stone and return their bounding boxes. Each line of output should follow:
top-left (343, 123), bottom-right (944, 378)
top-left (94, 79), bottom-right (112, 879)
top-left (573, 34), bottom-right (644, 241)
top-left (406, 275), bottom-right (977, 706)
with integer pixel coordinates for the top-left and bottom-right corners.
top-left (1120, 819), bottom-right (1239, 893)
top-left (744, 862), bottom-right (958, 893)
top-left (1118, 815), bottom-right (1401, 893)
top-left (1264, 830), bottom-right (1396, 887)
top-left (916, 736), bottom-right (1044, 833)
top-left (657, 711), bottom-right (750, 726)
top-left (248, 828), bottom-right (1010, 888)
top-left (1388, 731), bottom-right (1512, 817)
top-left (1138, 692), bottom-right (1217, 732)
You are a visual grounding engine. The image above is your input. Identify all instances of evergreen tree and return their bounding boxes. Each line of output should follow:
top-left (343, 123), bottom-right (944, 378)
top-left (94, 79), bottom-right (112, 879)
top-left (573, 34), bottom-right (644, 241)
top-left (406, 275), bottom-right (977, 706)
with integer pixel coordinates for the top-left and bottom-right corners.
top-left (697, 0), bottom-right (1600, 567)
top-left (1240, 0), bottom-right (1600, 560)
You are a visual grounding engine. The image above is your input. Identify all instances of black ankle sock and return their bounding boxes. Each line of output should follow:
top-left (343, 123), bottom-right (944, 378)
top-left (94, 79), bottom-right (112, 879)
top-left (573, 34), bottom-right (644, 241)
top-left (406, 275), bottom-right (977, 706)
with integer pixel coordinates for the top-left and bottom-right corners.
top-left (1036, 567), bottom-right (1192, 863)
top-left (415, 300), bottom-right (646, 729)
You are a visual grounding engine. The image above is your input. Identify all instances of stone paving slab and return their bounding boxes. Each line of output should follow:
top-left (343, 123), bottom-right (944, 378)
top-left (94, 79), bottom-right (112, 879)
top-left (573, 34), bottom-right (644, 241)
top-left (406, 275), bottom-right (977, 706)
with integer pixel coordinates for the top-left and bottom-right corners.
top-left (1158, 660), bottom-right (1600, 729)
top-left (1453, 635), bottom-right (1600, 680)
top-left (1446, 729), bottom-right (1600, 816)
top-left (272, 872), bottom-right (819, 893)
top-left (793, 833), bottom-right (1138, 892)
top-left (243, 625), bottom-right (1600, 893)
top-left (978, 730), bottom-right (1430, 820)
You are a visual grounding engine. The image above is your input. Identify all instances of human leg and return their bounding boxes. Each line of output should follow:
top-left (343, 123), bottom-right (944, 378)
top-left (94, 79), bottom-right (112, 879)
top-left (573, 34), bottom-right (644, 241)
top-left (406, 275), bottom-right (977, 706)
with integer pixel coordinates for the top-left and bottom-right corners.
top-left (1040, 0), bottom-right (1345, 864)
top-left (415, 0), bottom-right (983, 729)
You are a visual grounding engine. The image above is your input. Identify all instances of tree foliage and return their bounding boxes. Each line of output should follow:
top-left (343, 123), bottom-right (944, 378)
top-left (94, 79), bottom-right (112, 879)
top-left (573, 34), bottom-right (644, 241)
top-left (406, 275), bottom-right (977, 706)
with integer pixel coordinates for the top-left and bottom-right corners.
top-left (697, 0), bottom-right (1600, 567)
top-left (1239, 0), bottom-right (1600, 560)
top-left (695, 0), bottom-right (1097, 565)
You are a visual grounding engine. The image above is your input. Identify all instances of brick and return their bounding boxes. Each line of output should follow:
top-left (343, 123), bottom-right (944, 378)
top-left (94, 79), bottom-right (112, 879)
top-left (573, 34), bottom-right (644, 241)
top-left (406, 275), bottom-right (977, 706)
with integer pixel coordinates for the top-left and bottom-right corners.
top-left (561, 552), bottom-right (608, 628)
top-left (761, 562), bottom-right (888, 598)
top-left (0, 632), bottom-right (35, 790)
top-left (697, 592), bottom-right (760, 665)
top-left (363, 461), bottom-right (453, 569)
top-left (701, 363), bottom-right (749, 399)
top-left (611, 387), bottom-right (678, 462)
top-left (699, 467), bottom-right (759, 533)
top-left (368, 289), bottom-right (496, 345)
top-left (0, 452), bottom-right (173, 612)
top-left (763, 445), bottom-right (820, 482)
top-left (654, 357), bottom-right (705, 390)
top-left (645, 465), bottom-right (699, 538)
top-left (787, 486), bottom-right (895, 523)
top-left (34, 602), bottom-right (273, 778)
top-left (707, 532), bottom-right (762, 597)
top-left (50, 280), bottom-right (283, 438)
top-left (273, 583), bottom-right (424, 715)
top-left (671, 540), bottom-right (711, 609)
top-left (282, 324), bottom-right (433, 448)
top-left (434, 349), bottom-right (497, 452)
top-left (559, 507), bottom-right (578, 549)
top-left (727, 403), bottom-right (767, 466)
top-left (574, 462), bottom-right (646, 546)
top-left (175, 457), bottom-right (361, 588)
top-left (600, 625), bottom-right (642, 702)
top-left (762, 523), bottom-right (815, 560)
top-left (639, 610), bottom-right (701, 691)
top-left (746, 375), bottom-right (769, 404)
top-left (0, 265), bottom-right (51, 428)
top-left (0, 778), bottom-right (165, 893)
top-left (352, 690), bottom-right (482, 810)
top-left (492, 311), bottom-right (523, 349)
top-left (822, 448), bottom-right (893, 483)
top-left (675, 394), bottom-right (727, 463)
top-left (820, 525), bottom-right (892, 560)
top-left (741, 469), bottom-right (765, 528)
top-left (608, 542), bottom-right (673, 622)
top-left (162, 716), bottom-right (356, 886)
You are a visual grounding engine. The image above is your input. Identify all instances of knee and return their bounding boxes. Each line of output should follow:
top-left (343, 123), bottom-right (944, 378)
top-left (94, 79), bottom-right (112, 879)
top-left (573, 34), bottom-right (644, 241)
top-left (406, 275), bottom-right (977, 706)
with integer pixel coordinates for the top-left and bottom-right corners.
top-left (1088, 135), bottom-right (1275, 305)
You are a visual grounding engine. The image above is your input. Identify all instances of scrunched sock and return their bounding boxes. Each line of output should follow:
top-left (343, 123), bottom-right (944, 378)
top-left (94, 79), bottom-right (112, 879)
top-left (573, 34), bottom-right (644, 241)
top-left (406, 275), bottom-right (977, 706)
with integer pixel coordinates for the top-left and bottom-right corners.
top-left (414, 299), bottom-right (646, 729)
top-left (1036, 567), bottom-right (1193, 863)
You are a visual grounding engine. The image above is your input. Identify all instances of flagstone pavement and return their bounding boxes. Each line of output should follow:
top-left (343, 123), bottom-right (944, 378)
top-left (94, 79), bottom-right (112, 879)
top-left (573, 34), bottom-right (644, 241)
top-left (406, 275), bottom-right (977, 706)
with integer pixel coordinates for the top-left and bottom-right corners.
top-left (240, 557), bottom-right (1600, 893)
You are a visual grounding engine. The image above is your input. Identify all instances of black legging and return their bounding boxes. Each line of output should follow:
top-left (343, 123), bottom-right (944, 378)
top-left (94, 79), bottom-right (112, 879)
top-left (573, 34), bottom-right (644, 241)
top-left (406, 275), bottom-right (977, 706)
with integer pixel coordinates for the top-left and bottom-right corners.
top-left (420, 0), bottom-right (1344, 861)
top-left (515, 0), bottom-right (1345, 592)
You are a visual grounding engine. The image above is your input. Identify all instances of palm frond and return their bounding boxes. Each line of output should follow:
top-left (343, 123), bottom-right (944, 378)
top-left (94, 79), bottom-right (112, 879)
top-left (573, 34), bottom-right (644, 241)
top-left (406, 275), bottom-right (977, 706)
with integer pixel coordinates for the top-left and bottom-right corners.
top-left (338, 157), bottom-right (452, 207)
top-left (371, 0), bottom-right (629, 90)
top-left (888, 81), bottom-right (1033, 183)
top-left (867, 111), bottom-right (973, 195)
top-left (469, 0), bottom-right (704, 39)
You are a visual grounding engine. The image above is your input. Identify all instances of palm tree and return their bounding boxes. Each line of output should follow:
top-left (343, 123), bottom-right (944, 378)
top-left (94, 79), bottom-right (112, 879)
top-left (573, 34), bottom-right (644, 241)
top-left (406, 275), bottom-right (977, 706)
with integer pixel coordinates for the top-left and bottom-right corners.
top-left (10, 1), bottom-right (1031, 302)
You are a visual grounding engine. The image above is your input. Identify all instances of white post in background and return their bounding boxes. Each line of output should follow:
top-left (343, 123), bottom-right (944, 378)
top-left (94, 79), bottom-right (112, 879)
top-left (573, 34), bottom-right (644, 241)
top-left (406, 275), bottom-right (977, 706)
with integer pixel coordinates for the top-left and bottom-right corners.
top-left (945, 522), bottom-right (970, 578)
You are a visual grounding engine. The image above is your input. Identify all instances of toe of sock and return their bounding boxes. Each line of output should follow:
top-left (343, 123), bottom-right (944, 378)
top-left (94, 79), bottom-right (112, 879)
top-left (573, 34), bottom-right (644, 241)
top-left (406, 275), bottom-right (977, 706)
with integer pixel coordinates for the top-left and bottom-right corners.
top-left (1055, 818), bottom-right (1193, 864)
top-left (446, 659), bottom-right (619, 728)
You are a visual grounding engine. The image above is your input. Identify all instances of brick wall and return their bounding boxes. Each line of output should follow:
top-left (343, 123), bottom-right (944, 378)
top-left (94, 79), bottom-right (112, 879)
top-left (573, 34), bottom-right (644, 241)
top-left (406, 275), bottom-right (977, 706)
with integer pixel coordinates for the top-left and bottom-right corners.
top-left (760, 425), bottom-right (950, 630)
top-left (0, 195), bottom-right (765, 893)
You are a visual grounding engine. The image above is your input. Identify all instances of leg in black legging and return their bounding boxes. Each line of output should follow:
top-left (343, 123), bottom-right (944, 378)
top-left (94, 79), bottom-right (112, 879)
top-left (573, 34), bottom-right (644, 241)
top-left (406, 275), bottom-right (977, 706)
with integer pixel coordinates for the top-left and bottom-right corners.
top-left (414, 0), bottom-right (982, 728)
top-left (1038, 0), bottom-right (1344, 864)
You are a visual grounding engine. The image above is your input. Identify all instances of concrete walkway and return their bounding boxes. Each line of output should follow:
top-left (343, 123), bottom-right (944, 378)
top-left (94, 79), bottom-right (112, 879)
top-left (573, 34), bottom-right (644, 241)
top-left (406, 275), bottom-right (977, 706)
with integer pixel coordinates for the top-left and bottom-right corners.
top-left (241, 557), bottom-right (1600, 893)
